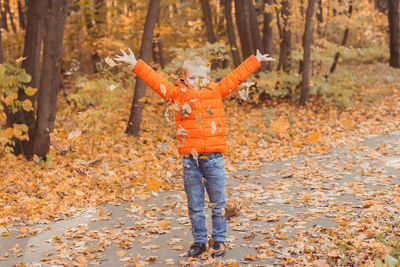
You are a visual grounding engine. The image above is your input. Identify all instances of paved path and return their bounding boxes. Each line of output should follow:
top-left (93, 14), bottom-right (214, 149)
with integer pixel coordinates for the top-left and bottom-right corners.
top-left (1, 132), bottom-right (399, 266)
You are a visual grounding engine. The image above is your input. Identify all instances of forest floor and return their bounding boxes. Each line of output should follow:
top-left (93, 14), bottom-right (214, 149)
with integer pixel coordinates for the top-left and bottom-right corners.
top-left (0, 130), bottom-right (399, 266)
top-left (0, 63), bottom-right (399, 266)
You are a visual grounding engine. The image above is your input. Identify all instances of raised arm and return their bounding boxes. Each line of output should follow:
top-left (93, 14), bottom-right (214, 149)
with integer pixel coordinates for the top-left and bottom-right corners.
top-left (216, 50), bottom-right (275, 98)
top-left (115, 49), bottom-right (176, 101)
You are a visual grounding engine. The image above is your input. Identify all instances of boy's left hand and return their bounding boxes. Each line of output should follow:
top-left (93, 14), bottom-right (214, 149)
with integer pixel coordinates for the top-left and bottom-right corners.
top-left (256, 49), bottom-right (275, 62)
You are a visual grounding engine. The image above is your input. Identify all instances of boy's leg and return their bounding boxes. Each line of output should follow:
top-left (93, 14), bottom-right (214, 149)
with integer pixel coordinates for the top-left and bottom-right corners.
top-left (201, 153), bottom-right (227, 243)
top-left (182, 156), bottom-right (208, 243)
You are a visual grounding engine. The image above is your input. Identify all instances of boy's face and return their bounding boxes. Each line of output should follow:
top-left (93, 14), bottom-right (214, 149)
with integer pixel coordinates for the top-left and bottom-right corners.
top-left (184, 67), bottom-right (210, 90)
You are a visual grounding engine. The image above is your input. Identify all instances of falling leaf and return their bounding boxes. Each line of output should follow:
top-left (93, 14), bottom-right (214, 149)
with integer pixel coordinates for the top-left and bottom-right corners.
top-left (138, 97), bottom-right (147, 102)
top-left (181, 103), bottom-right (191, 117)
top-left (239, 88), bottom-right (249, 101)
top-left (224, 204), bottom-right (240, 220)
top-left (208, 202), bottom-right (217, 209)
top-left (15, 57), bottom-right (27, 64)
top-left (108, 84), bottom-right (117, 91)
top-left (105, 57), bottom-right (117, 67)
top-left (177, 125), bottom-right (188, 136)
top-left (211, 121), bottom-right (217, 134)
top-left (191, 149), bottom-right (198, 161)
top-left (242, 82), bottom-right (255, 88)
top-left (160, 84), bottom-right (166, 96)
top-left (206, 105), bottom-right (214, 115)
top-left (164, 108), bottom-right (170, 122)
top-left (196, 116), bottom-right (203, 124)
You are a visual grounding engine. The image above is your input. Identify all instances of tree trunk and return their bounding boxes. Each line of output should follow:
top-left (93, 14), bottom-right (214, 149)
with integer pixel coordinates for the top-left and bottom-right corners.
top-left (329, 3), bottom-right (353, 74)
top-left (375, 0), bottom-right (388, 13)
top-left (299, 0), bottom-right (316, 106)
top-left (94, 0), bottom-right (105, 25)
top-left (126, 0), bottom-right (160, 137)
top-left (224, 0), bottom-right (241, 67)
top-left (1, 0), bottom-right (8, 31)
top-left (316, 0), bottom-right (322, 22)
top-left (10, 0), bottom-right (46, 156)
top-left (243, 0), bottom-right (254, 56)
top-left (4, 0), bottom-right (16, 33)
top-left (235, 0), bottom-right (248, 58)
top-left (0, 27), bottom-right (3, 63)
top-left (248, 0), bottom-right (263, 54)
top-left (22, 0), bottom-right (45, 93)
top-left (31, 0), bottom-right (71, 158)
top-left (388, 0), bottom-right (400, 68)
top-left (276, 0), bottom-right (291, 72)
top-left (4, 0), bottom-right (45, 156)
top-left (18, 1), bottom-right (26, 30)
top-left (152, 17), bottom-right (165, 69)
top-left (263, 0), bottom-right (273, 71)
top-left (216, 0), bottom-right (225, 37)
top-left (157, 39), bottom-right (165, 69)
top-left (200, 0), bottom-right (216, 43)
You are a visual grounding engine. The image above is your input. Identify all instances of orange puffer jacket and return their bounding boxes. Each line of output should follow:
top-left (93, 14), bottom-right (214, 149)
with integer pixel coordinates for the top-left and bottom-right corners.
top-left (133, 55), bottom-right (261, 155)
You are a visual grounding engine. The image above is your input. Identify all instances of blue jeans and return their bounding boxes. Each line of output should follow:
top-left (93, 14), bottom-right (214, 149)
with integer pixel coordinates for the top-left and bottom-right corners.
top-left (182, 152), bottom-right (227, 243)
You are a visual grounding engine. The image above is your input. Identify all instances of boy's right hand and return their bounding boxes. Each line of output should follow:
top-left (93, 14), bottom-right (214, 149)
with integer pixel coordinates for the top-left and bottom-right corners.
top-left (114, 48), bottom-right (137, 68)
top-left (255, 49), bottom-right (275, 62)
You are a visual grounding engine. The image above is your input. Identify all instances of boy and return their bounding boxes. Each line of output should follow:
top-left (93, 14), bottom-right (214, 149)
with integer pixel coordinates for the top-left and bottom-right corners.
top-left (115, 48), bottom-right (274, 258)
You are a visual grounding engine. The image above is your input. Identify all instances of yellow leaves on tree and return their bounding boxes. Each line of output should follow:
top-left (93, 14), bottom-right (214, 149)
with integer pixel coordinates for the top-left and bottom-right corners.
top-left (2, 124), bottom-right (29, 140)
top-left (3, 93), bottom-right (17, 106)
top-left (24, 87), bottom-right (38, 96)
top-left (22, 99), bottom-right (33, 111)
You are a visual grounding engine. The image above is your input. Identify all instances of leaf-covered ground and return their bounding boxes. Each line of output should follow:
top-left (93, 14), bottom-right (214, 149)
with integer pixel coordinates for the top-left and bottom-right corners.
top-left (0, 64), bottom-right (399, 266)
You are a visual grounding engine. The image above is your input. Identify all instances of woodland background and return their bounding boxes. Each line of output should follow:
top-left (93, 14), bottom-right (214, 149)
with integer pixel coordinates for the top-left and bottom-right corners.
top-left (0, 0), bottom-right (400, 265)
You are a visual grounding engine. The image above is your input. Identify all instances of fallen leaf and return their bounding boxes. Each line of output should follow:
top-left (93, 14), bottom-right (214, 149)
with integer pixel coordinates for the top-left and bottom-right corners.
top-left (116, 250), bottom-right (127, 257)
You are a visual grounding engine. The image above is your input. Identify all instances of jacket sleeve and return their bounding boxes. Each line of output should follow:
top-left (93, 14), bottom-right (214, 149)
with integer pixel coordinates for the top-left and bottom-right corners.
top-left (133, 59), bottom-right (177, 101)
top-left (216, 55), bottom-right (261, 99)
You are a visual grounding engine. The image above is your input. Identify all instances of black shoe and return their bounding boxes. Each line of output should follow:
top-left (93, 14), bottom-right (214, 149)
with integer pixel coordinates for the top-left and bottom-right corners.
top-left (188, 242), bottom-right (206, 258)
top-left (211, 241), bottom-right (225, 258)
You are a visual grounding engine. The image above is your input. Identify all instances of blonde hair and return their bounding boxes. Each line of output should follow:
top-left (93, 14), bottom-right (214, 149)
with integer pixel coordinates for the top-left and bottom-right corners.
top-left (182, 56), bottom-right (211, 74)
